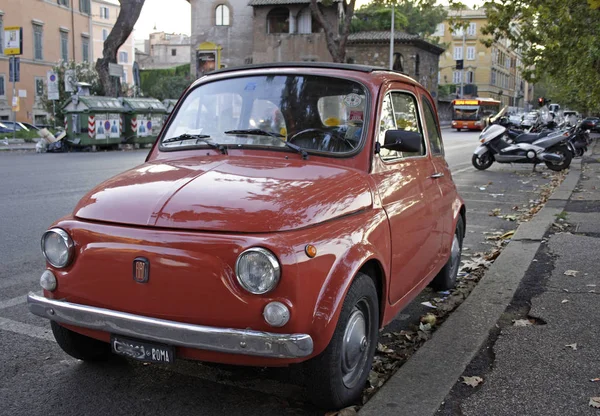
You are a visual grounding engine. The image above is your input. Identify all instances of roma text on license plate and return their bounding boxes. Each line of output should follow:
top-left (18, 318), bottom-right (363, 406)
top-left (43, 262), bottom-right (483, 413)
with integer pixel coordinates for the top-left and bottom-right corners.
top-left (111, 335), bottom-right (175, 364)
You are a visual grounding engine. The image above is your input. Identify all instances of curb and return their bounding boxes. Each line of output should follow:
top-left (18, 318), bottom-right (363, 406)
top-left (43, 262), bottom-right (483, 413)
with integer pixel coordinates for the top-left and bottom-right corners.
top-left (359, 159), bottom-right (583, 416)
top-left (0, 147), bottom-right (37, 152)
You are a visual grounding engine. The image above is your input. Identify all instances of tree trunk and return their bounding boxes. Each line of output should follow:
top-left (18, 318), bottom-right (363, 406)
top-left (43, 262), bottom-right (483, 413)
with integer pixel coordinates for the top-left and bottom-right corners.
top-left (96, 0), bottom-right (145, 97)
top-left (310, 0), bottom-right (357, 63)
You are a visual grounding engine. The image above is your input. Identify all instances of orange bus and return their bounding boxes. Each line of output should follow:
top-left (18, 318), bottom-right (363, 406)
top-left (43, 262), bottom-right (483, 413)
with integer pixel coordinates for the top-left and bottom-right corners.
top-left (451, 98), bottom-right (502, 131)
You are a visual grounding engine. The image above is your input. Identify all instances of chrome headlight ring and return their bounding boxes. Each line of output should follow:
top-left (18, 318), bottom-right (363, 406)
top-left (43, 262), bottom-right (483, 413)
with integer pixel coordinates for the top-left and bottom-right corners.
top-left (235, 247), bottom-right (281, 295)
top-left (41, 228), bottom-right (75, 269)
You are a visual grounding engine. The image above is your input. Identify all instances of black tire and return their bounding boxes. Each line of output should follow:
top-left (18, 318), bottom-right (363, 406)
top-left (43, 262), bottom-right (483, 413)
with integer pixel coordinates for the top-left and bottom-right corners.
top-left (430, 216), bottom-right (464, 291)
top-left (545, 145), bottom-right (572, 171)
top-left (472, 152), bottom-right (494, 170)
top-left (51, 321), bottom-right (111, 361)
top-left (302, 273), bottom-right (379, 409)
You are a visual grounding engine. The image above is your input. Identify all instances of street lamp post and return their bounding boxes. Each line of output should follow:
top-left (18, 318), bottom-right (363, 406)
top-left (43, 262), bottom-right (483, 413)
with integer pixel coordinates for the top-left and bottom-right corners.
top-left (389, 2), bottom-right (395, 70)
top-left (460, 31), bottom-right (466, 98)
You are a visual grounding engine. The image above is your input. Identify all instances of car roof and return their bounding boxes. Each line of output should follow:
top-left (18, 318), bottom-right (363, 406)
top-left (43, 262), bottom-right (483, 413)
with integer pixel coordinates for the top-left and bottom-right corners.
top-left (210, 62), bottom-right (404, 76)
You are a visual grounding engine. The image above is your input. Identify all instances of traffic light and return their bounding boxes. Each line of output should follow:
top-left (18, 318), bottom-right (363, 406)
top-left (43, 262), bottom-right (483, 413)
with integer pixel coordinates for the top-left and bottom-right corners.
top-left (456, 59), bottom-right (464, 70)
top-left (538, 97), bottom-right (544, 107)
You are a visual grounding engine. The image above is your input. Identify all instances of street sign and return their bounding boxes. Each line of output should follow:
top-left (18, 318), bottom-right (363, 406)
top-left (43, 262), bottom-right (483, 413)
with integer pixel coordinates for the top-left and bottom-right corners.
top-left (18, 90), bottom-right (27, 98)
top-left (65, 69), bottom-right (76, 92)
top-left (109, 63), bottom-right (124, 77)
top-left (46, 71), bottom-right (60, 100)
top-left (4, 27), bottom-right (23, 55)
top-left (9, 57), bottom-right (20, 82)
top-left (47, 71), bottom-right (59, 100)
top-left (12, 97), bottom-right (19, 112)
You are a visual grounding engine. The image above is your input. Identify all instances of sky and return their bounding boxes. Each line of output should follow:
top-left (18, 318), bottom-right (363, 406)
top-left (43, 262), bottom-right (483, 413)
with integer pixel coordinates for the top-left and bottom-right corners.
top-left (132, 0), bottom-right (485, 41)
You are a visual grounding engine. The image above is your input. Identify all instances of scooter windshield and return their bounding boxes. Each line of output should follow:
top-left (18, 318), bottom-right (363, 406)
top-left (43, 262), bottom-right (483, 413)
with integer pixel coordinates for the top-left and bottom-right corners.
top-left (480, 124), bottom-right (506, 142)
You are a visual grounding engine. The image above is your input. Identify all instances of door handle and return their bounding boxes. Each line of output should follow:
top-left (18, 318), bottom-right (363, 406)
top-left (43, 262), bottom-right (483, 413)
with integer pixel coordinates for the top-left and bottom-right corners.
top-left (431, 172), bottom-right (444, 179)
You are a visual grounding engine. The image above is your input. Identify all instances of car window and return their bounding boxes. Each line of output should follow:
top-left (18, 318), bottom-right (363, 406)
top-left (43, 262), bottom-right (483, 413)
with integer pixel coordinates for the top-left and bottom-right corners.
top-left (378, 91), bottom-right (424, 161)
top-left (421, 96), bottom-right (444, 155)
top-left (161, 75), bottom-right (367, 156)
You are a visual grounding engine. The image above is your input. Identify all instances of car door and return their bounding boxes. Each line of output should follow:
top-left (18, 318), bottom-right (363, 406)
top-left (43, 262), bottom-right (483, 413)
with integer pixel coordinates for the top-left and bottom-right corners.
top-left (421, 92), bottom-right (456, 267)
top-left (370, 84), bottom-right (442, 305)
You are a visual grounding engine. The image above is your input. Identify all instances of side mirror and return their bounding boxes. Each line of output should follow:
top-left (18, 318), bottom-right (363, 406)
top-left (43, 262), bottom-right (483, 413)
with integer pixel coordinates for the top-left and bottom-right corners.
top-left (382, 130), bottom-right (423, 153)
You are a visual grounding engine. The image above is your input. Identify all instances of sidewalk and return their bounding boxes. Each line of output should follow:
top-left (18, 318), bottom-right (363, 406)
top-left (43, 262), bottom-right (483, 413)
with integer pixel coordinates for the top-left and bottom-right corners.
top-left (360, 141), bottom-right (599, 415)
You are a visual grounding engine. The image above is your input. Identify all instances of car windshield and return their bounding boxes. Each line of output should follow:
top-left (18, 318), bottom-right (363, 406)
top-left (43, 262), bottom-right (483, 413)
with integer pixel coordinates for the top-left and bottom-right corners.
top-left (161, 74), bottom-right (368, 155)
top-left (453, 107), bottom-right (479, 120)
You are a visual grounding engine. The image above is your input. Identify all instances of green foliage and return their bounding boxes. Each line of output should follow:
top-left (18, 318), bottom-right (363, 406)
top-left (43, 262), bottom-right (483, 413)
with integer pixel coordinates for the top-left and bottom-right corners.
top-left (351, 0), bottom-right (447, 37)
top-left (39, 61), bottom-right (103, 125)
top-left (12, 129), bottom-right (40, 142)
top-left (473, 0), bottom-right (600, 113)
top-left (438, 83), bottom-right (457, 98)
top-left (140, 65), bottom-right (191, 100)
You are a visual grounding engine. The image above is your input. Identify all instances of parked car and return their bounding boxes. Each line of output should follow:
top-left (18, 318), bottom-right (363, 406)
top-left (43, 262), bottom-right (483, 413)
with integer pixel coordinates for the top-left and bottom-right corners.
top-left (28, 63), bottom-right (465, 409)
top-left (0, 122), bottom-right (12, 134)
top-left (581, 117), bottom-right (600, 132)
top-left (20, 122), bottom-right (40, 131)
top-left (1, 121), bottom-right (30, 131)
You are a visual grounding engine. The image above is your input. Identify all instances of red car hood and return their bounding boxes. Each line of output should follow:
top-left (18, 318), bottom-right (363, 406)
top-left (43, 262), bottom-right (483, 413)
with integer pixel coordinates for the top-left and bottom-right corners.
top-left (74, 156), bottom-right (373, 233)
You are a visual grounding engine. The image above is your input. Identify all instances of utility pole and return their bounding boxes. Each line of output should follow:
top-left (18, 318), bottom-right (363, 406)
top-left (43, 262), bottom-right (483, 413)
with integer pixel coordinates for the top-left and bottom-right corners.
top-left (12, 57), bottom-right (17, 141)
top-left (460, 31), bottom-right (466, 98)
top-left (389, 2), bottom-right (395, 70)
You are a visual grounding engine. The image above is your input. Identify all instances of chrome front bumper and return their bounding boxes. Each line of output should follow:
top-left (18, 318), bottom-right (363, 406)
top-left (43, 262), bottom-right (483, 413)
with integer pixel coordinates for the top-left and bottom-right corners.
top-left (27, 293), bottom-right (314, 358)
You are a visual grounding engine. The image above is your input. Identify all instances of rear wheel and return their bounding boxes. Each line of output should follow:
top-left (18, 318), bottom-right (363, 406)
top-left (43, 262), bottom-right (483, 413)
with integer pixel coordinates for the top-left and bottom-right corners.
top-left (545, 145), bottom-right (572, 171)
top-left (431, 216), bottom-right (464, 291)
top-left (51, 321), bottom-right (111, 361)
top-left (472, 152), bottom-right (494, 170)
top-left (302, 273), bottom-right (379, 409)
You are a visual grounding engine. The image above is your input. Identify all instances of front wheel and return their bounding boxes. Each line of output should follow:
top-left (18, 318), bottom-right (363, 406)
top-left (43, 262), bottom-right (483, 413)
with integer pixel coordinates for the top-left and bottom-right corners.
top-left (545, 145), bottom-right (572, 171)
top-left (302, 273), bottom-right (379, 409)
top-left (51, 321), bottom-right (111, 361)
top-left (472, 152), bottom-right (494, 170)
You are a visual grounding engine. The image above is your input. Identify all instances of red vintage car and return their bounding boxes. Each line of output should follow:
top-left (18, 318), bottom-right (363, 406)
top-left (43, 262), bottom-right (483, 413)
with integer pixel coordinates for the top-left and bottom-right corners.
top-left (29, 63), bottom-right (465, 409)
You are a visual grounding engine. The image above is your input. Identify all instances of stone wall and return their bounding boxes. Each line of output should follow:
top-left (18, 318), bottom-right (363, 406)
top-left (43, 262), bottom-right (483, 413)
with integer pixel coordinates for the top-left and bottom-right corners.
top-left (346, 42), bottom-right (442, 97)
top-left (252, 6), bottom-right (338, 63)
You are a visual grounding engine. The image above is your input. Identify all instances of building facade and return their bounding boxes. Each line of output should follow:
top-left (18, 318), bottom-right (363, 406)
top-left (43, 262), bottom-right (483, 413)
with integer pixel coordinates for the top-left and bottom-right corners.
top-left (135, 31), bottom-right (191, 70)
top-left (436, 8), bottom-right (533, 107)
top-left (250, 0), bottom-right (338, 64)
top-left (346, 31), bottom-right (444, 97)
top-left (0, 0), bottom-right (92, 124)
top-left (190, 0), bottom-right (254, 77)
top-left (91, 0), bottom-right (134, 85)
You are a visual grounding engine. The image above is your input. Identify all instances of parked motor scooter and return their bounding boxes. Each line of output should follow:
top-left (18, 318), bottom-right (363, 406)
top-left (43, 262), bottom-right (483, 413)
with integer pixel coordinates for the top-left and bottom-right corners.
top-left (472, 124), bottom-right (573, 172)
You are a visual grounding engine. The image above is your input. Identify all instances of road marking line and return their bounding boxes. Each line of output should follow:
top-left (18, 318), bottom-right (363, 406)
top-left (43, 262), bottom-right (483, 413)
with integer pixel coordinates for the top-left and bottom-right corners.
top-left (0, 295), bottom-right (27, 310)
top-left (452, 166), bottom-right (474, 175)
top-left (0, 317), bottom-right (55, 342)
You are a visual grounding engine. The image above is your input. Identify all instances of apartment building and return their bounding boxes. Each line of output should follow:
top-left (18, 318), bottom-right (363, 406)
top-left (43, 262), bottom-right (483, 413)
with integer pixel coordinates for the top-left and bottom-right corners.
top-left (0, 0), bottom-right (92, 124)
top-left (91, 0), bottom-right (133, 85)
top-left (135, 31), bottom-right (191, 70)
top-left (435, 8), bottom-right (533, 107)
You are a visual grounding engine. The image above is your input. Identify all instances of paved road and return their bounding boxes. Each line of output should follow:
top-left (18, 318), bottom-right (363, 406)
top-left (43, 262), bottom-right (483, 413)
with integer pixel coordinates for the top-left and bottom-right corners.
top-left (0, 131), bottom-right (557, 415)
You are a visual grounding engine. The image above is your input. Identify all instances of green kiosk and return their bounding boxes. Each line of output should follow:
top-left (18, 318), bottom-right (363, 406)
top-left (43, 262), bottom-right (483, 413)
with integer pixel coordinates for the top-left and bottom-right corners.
top-left (122, 98), bottom-right (168, 146)
top-left (62, 96), bottom-right (126, 149)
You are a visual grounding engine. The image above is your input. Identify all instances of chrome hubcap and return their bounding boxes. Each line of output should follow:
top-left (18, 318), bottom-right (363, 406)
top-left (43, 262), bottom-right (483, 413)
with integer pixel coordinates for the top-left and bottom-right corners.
top-left (449, 234), bottom-right (461, 279)
top-left (341, 302), bottom-right (370, 388)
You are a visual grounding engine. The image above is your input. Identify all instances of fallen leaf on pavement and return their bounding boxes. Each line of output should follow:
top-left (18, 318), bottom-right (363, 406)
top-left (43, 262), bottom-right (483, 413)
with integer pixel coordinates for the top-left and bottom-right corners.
top-left (462, 376), bottom-right (483, 387)
top-left (590, 378), bottom-right (600, 382)
top-left (420, 313), bottom-right (437, 326)
top-left (513, 319), bottom-right (533, 327)
top-left (326, 406), bottom-right (358, 416)
top-left (564, 270), bottom-right (579, 277)
top-left (589, 397), bottom-right (600, 408)
top-left (376, 343), bottom-right (394, 354)
top-left (421, 301), bottom-right (437, 309)
top-left (565, 343), bottom-right (578, 350)
top-left (561, 299), bottom-right (569, 304)
top-left (490, 208), bottom-right (501, 216)
top-left (419, 322), bottom-right (432, 332)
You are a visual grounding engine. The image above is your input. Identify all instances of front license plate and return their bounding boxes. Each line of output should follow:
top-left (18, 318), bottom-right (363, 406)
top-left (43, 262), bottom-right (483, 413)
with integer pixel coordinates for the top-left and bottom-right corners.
top-left (111, 335), bottom-right (175, 364)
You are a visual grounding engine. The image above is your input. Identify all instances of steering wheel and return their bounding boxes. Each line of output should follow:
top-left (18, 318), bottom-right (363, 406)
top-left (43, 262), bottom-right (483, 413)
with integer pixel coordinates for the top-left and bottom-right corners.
top-left (288, 128), bottom-right (355, 152)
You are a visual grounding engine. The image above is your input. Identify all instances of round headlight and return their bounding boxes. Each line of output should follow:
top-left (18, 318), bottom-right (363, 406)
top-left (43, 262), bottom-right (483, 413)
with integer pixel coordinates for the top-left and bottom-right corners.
top-left (235, 247), bottom-right (281, 294)
top-left (41, 228), bottom-right (74, 268)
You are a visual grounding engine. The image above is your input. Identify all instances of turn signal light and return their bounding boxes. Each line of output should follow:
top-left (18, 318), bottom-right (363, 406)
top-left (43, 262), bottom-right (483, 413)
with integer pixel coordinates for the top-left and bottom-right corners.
top-left (305, 245), bottom-right (317, 258)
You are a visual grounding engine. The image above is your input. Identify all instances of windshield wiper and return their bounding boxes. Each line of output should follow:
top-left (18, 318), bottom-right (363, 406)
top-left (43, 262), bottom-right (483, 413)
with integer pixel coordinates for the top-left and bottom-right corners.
top-left (224, 129), bottom-right (308, 160)
top-left (162, 133), bottom-right (227, 154)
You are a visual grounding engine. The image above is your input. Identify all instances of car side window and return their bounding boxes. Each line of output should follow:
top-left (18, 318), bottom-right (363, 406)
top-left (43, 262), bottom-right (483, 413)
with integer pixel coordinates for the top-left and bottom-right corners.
top-left (421, 96), bottom-right (444, 155)
top-left (378, 92), bottom-right (425, 161)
